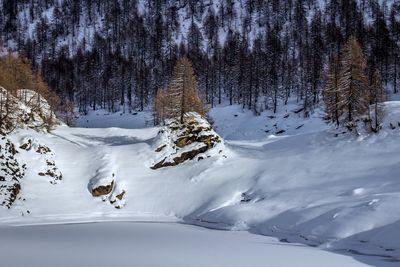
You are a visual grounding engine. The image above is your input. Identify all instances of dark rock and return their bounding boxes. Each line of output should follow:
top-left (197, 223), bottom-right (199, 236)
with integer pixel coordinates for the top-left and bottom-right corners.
top-left (241, 193), bottom-right (252, 203)
top-left (293, 108), bottom-right (304, 114)
top-left (152, 113), bottom-right (222, 169)
top-left (36, 145), bottom-right (51, 154)
top-left (19, 139), bottom-right (33, 151)
top-left (152, 145), bottom-right (208, 169)
top-left (91, 180), bottom-right (114, 197)
top-left (176, 136), bottom-right (192, 148)
top-left (155, 144), bottom-right (166, 152)
top-left (116, 191), bottom-right (125, 200)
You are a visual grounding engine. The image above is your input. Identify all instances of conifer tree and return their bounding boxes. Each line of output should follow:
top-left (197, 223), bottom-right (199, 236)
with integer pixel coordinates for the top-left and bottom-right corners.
top-left (154, 57), bottom-right (205, 124)
top-left (338, 36), bottom-right (369, 126)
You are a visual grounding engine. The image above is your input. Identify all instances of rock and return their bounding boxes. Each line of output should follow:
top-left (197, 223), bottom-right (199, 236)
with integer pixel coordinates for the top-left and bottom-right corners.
top-left (152, 112), bottom-right (223, 169)
top-left (0, 138), bottom-right (26, 209)
top-left (0, 87), bottom-right (59, 134)
top-left (7, 183), bottom-right (21, 207)
top-left (293, 108), bottom-right (304, 114)
top-left (116, 191), bottom-right (125, 200)
top-left (155, 144), bottom-right (166, 152)
top-left (36, 145), bottom-right (51, 154)
top-left (19, 139), bottom-right (33, 151)
top-left (91, 180), bottom-right (114, 197)
top-left (152, 145), bottom-right (208, 169)
top-left (176, 136), bottom-right (191, 148)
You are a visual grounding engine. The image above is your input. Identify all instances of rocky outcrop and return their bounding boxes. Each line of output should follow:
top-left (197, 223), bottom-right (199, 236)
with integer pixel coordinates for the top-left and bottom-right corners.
top-left (109, 188), bottom-right (126, 209)
top-left (0, 137), bottom-right (26, 209)
top-left (91, 180), bottom-right (114, 197)
top-left (89, 170), bottom-right (115, 197)
top-left (19, 138), bottom-right (62, 185)
top-left (151, 112), bottom-right (223, 169)
top-left (88, 156), bottom-right (126, 209)
top-left (0, 87), bottom-right (59, 134)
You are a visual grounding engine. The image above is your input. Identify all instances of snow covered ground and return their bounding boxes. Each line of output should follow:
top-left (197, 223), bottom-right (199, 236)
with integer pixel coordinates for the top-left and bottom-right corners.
top-left (0, 222), bottom-right (369, 267)
top-left (75, 108), bottom-right (153, 129)
top-left (1, 101), bottom-right (400, 266)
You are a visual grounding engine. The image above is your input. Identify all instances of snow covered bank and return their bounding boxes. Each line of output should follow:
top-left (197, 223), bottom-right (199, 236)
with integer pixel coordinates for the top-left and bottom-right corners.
top-left (0, 222), bottom-right (369, 267)
top-left (1, 102), bottom-right (400, 265)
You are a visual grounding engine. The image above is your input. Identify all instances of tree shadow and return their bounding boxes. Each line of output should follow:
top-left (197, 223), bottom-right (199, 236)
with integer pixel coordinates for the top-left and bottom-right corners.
top-left (72, 134), bottom-right (154, 147)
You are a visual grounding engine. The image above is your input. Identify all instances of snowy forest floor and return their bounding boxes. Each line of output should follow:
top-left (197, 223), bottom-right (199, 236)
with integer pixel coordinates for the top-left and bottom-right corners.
top-left (1, 100), bottom-right (400, 266)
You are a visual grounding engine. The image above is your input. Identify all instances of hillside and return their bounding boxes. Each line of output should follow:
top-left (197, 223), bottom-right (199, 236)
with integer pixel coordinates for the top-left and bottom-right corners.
top-left (0, 99), bottom-right (399, 266)
top-left (1, 0), bottom-right (399, 116)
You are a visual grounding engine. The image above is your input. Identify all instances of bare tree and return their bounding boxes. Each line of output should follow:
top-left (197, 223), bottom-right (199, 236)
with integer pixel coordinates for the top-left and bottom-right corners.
top-left (154, 57), bottom-right (205, 124)
top-left (370, 69), bottom-right (385, 132)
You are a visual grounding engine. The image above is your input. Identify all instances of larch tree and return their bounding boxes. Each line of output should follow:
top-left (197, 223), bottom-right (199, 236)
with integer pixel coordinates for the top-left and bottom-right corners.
top-left (154, 57), bottom-right (205, 124)
top-left (324, 55), bottom-right (341, 126)
top-left (338, 36), bottom-right (369, 126)
top-left (370, 69), bottom-right (385, 132)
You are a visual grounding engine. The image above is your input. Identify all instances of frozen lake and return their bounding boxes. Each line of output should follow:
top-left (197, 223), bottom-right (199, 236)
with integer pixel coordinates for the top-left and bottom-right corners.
top-left (0, 222), bottom-right (370, 267)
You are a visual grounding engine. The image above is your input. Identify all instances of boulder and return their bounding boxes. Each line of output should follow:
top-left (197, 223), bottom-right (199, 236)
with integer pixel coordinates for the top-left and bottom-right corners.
top-left (151, 112), bottom-right (223, 169)
top-left (116, 190), bottom-right (125, 201)
top-left (91, 180), bottom-right (114, 197)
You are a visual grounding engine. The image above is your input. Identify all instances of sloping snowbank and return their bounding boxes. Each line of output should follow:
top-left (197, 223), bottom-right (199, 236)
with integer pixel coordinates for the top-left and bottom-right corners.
top-left (0, 102), bottom-right (399, 265)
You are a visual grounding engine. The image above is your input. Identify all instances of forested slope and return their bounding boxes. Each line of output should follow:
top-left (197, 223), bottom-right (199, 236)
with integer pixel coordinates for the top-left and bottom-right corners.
top-left (0, 0), bottom-right (399, 115)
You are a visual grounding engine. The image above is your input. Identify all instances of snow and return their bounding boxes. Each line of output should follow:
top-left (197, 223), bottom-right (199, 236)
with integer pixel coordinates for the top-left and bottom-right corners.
top-left (210, 100), bottom-right (327, 140)
top-left (0, 222), bottom-right (369, 267)
top-left (1, 101), bottom-right (400, 266)
top-left (75, 108), bottom-right (153, 129)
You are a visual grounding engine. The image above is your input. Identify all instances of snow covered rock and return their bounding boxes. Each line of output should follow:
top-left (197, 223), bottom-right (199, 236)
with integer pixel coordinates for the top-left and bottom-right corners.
top-left (88, 154), bottom-right (126, 208)
top-left (0, 137), bottom-right (26, 209)
top-left (18, 137), bottom-right (62, 185)
top-left (90, 175), bottom-right (115, 197)
top-left (109, 187), bottom-right (126, 209)
top-left (16, 89), bottom-right (55, 124)
top-left (151, 112), bottom-right (223, 169)
top-left (0, 87), bottom-right (58, 134)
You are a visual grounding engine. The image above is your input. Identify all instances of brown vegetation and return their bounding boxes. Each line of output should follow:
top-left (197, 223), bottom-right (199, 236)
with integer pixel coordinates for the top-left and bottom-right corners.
top-left (0, 51), bottom-right (74, 130)
top-left (154, 57), bottom-right (206, 125)
top-left (324, 37), bottom-right (385, 132)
